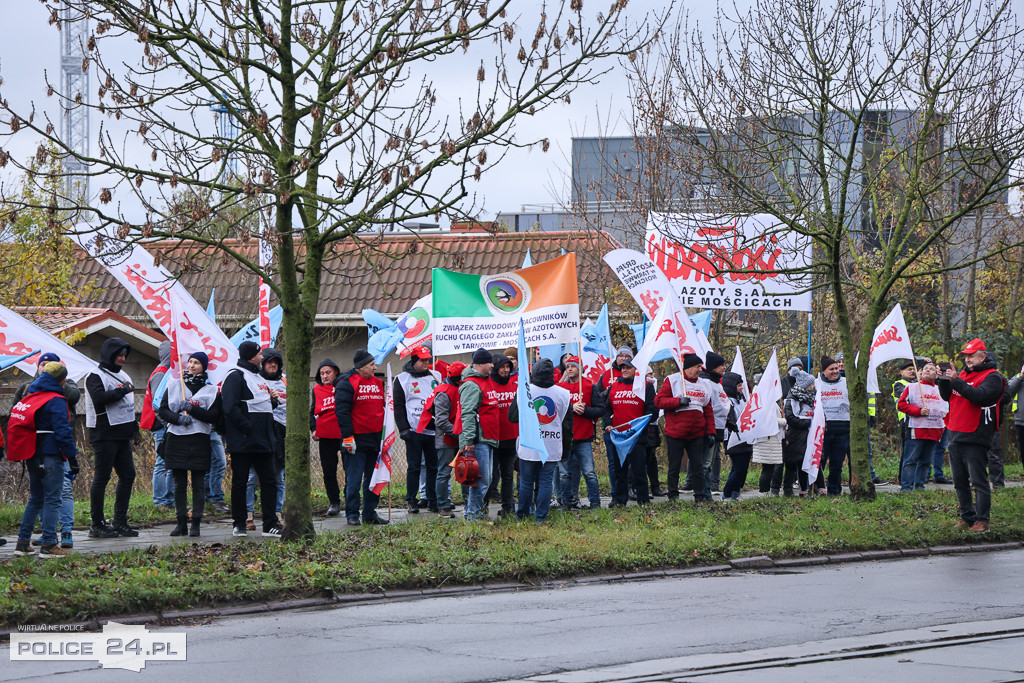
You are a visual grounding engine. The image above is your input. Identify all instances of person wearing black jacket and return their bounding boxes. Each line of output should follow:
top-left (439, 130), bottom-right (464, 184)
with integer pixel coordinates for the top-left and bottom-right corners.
top-left (393, 347), bottom-right (441, 513)
top-left (937, 339), bottom-right (1005, 533)
top-left (783, 371), bottom-right (817, 496)
top-left (256, 348), bottom-right (287, 526)
top-left (157, 352), bottom-right (221, 537)
top-left (334, 349), bottom-right (388, 526)
top-left (13, 363), bottom-right (79, 558)
top-left (603, 358), bottom-right (657, 507)
top-left (221, 341), bottom-right (281, 537)
top-left (720, 372), bottom-right (752, 500)
top-left (84, 337), bottom-right (139, 539)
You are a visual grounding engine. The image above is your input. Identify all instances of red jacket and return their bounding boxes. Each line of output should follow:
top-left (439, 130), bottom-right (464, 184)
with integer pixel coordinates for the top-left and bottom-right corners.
top-left (897, 382), bottom-right (945, 442)
top-left (655, 376), bottom-right (716, 439)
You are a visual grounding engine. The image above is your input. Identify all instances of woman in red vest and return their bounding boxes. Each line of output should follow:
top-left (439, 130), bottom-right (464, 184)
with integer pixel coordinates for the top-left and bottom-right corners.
top-left (310, 359), bottom-right (343, 516)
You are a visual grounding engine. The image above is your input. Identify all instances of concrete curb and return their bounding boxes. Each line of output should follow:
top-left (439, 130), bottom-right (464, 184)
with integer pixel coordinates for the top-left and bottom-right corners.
top-left (3, 540), bottom-right (1022, 640)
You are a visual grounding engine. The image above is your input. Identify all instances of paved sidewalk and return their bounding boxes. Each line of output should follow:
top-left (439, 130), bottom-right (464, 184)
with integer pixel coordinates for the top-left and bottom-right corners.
top-left (0, 478), bottom-right (1015, 559)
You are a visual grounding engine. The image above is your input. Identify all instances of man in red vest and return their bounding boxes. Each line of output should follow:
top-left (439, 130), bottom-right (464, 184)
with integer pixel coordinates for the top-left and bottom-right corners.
top-left (603, 356), bottom-right (656, 507)
top-left (485, 353), bottom-right (518, 517)
top-left (557, 356), bottom-right (604, 510)
top-left (335, 349), bottom-right (388, 526)
top-left (310, 358), bottom-right (343, 516)
top-left (937, 338), bottom-right (1005, 533)
top-left (457, 348), bottom-right (497, 521)
top-left (12, 362), bottom-right (79, 558)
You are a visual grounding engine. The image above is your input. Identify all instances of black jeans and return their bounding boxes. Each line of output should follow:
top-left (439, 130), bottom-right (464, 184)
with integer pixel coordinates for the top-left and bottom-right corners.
top-left (487, 441), bottom-right (517, 511)
top-left (666, 436), bottom-right (707, 500)
top-left (404, 434), bottom-right (438, 507)
top-left (759, 463), bottom-right (780, 493)
top-left (90, 439), bottom-right (136, 526)
top-left (782, 462), bottom-right (801, 495)
top-left (949, 438), bottom-right (991, 523)
top-left (231, 451), bottom-right (278, 531)
top-left (172, 469), bottom-right (206, 520)
top-left (722, 452), bottom-right (751, 499)
top-left (318, 438), bottom-right (342, 505)
top-left (613, 442), bottom-right (649, 505)
top-left (646, 446), bottom-right (661, 490)
top-left (987, 429), bottom-right (1004, 487)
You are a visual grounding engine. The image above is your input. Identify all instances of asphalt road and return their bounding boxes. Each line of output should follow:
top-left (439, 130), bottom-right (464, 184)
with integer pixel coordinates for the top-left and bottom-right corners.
top-left (5, 548), bottom-right (1024, 682)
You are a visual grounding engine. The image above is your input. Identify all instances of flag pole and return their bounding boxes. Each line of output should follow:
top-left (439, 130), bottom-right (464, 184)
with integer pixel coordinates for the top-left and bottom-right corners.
top-left (577, 331), bottom-right (584, 397)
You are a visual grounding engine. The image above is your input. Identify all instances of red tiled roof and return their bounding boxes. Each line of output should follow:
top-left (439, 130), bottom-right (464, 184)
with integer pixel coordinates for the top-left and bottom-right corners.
top-left (69, 230), bottom-right (625, 327)
top-left (14, 306), bottom-right (167, 342)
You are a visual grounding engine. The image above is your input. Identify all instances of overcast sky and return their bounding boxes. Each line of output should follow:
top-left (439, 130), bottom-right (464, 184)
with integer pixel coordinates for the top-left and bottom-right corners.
top-left (0, 1), bottom-right (710, 222)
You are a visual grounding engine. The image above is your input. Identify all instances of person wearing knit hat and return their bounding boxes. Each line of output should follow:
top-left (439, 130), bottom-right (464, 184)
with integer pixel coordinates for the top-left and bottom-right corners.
top-left (84, 337), bottom-right (139, 539)
top-left (334, 348), bottom-right (388, 526)
top-left (502, 347), bottom-right (518, 373)
top-left (419, 360), bottom-right (466, 516)
top-left (11, 357), bottom-right (79, 558)
top-left (781, 357), bottom-right (806, 400)
top-left (458, 348), bottom-right (498, 521)
top-left (595, 345), bottom-right (638, 501)
top-left (655, 350), bottom-right (719, 502)
top-left (394, 343), bottom-right (443, 514)
top-left (616, 346), bottom-right (634, 359)
top-left (700, 351), bottom-right (730, 497)
top-left (783, 371), bottom-right (817, 496)
top-left (817, 352), bottom-right (850, 496)
top-left (557, 355), bottom-right (605, 510)
top-left (157, 348), bottom-right (221, 538)
top-left (603, 355), bottom-right (656, 507)
top-left (221, 338), bottom-right (281, 537)
top-left (486, 353), bottom-right (518, 518)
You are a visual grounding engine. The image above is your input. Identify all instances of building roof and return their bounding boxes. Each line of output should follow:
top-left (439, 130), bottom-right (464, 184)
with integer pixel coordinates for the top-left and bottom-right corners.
top-left (69, 230), bottom-right (625, 330)
top-left (14, 306), bottom-right (168, 347)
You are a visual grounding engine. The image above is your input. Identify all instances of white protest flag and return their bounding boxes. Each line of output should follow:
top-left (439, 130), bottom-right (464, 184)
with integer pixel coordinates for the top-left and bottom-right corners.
top-left (168, 291), bottom-right (211, 380)
top-left (258, 235), bottom-right (273, 348)
top-left (603, 248), bottom-right (675, 320)
top-left (69, 224), bottom-right (238, 382)
top-left (370, 363), bottom-right (395, 495)
top-left (801, 389), bottom-right (826, 483)
top-left (730, 346), bottom-right (750, 399)
top-left (0, 303), bottom-right (97, 381)
top-left (631, 294), bottom-right (684, 398)
top-left (865, 303), bottom-right (914, 393)
top-left (396, 294), bottom-right (433, 356)
top-left (737, 349), bottom-right (783, 443)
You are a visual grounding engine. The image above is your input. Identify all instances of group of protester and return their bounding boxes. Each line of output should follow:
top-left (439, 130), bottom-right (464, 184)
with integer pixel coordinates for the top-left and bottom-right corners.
top-left (2, 331), bottom-right (1015, 558)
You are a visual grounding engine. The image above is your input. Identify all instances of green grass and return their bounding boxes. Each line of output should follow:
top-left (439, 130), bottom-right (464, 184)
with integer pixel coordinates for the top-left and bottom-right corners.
top-left (3, 488), bottom-right (1024, 627)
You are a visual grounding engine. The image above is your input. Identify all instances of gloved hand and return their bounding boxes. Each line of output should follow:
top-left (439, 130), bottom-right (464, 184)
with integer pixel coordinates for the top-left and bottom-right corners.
top-left (704, 435), bottom-right (716, 452)
top-left (725, 417), bottom-right (738, 433)
top-left (168, 399), bottom-right (185, 413)
top-left (67, 456), bottom-right (80, 478)
top-left (342, 436), bottom-right (356, 453)
top-left (119, 382), bottom-right (135, 397)
top-left (178, 413), bottom-right (194, 426)
top-left (463, 444), bottom-right (475, 458)
top-left (400, 429), bottom-right (412, 440)
top-left (676, 397), bottom-right (691, 410)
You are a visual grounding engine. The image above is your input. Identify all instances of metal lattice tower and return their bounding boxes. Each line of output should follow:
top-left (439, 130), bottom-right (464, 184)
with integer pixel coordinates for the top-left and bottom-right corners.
top-left (210, 101), bottom-right (240, 184)
top-left (60, 6), bottom-right (90, 203)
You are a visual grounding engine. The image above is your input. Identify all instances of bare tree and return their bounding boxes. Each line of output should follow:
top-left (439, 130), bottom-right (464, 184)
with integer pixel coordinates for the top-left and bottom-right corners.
top-left (0, 0), bottom-right (657, 539)
top-left (629, 0), bottom-right (1024, 498)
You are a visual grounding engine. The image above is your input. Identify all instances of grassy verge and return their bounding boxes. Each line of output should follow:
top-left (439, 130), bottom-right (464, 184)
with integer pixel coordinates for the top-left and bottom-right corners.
top-left (3, 488), bottom-right (1024, 627)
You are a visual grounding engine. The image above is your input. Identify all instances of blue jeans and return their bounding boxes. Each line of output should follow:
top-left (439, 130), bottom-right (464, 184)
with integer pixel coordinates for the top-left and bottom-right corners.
top-left (344, 444), bottom-right (381, 521)
top-left (517, 459), bottom-right (557, 521)
top-left (18, 455), bottom-right (65, 546)
top-left (901, 439), bottom-right (933, 491)
top-left (204, 431), bottom-right (226, 503)
top-left (435, 446), bottom-right (456, 509)
top-left (931, 430), bottom-right (949, 479)
top-left (561, 440), bottom-right (601, 507)
top-left (60, 461), bottom-right (74, 534)
top-left (822, 430), bottom-right (850, 495)
top-left (152, 428), bottom-right (175, 506)
top-left (722, 452), bottom-right (751, 500)
top-left (247, 461), bottom-right (285, 512)
top-left (463, 443), bottom-right (493, 521)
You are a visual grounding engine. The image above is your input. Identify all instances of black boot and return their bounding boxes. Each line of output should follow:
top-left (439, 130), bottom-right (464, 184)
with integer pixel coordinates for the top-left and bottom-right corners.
top-left (170, 517), bottom-right (188, 537)
top-left (189, 518), bottom-right (201, 537)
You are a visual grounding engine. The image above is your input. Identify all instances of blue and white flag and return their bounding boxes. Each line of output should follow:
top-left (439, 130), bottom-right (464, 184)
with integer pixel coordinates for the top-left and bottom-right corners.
top-left (206, 288), bottom-right (216, 320)
top-left (609, 414), bottom-right (652, 465)
top-left (230, 306), bottom-right (283, 347)
top-left (516, 320), bottom-right (549, 461)
top-left (0, 349), bottom-right (40, 371)
top-left (630, 321), bottom-right (674, 363)
top-left (362, 309), bottom-right (405, 363)
top-left (689, 310), bottom-right (712, 337)
top-left (522, 249), bottom-right (533, 268)
top-left (584, 304), bottom-right (613, 358)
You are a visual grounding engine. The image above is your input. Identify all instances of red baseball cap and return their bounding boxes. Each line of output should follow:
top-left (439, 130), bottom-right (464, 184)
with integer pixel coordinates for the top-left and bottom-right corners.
top-left (447, 361), bottom-right (466, 378)
top-left (409, 345), bottom-right (432, 360)
top-left (960, 338), bottom-right (986, 355)
top-left (564, 355), bottom-right (582, 366)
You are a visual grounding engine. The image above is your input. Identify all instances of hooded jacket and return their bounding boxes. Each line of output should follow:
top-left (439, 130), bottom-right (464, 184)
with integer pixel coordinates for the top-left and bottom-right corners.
top-left (221, 357), bottom-right (278, 455)
top-left (458, 365), bottom-right (499, 449)
top-left (142, 340), bottom-right (172, 430)
top-left (937, 353), bottom-right (1005, 446)
top-left (394, 358), bottom-right (441, 437)
top-left (488, 354), bottom-right (519, 443)
top-left (722, 372), bottom-right (752, 457)
top-left (309, 359), bottom-right (342, 436)
top-left (261, 348), bottom-right (287, 461)
top-left (508, 359), bottom-right (574, 460)
top-left (84, 337), bottom-right (138, 443)
top-left (24, 371), bottom-right (78, 461)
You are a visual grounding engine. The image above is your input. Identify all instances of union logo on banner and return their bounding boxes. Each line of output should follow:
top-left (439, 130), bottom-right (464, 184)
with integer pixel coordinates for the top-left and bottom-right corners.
top-left (481, 273), bottom-right (531, 315)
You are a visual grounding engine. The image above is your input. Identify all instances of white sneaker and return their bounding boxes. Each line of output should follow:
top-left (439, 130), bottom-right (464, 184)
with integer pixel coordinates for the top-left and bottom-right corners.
top-left (232, 525), bottom-right (247, 537)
